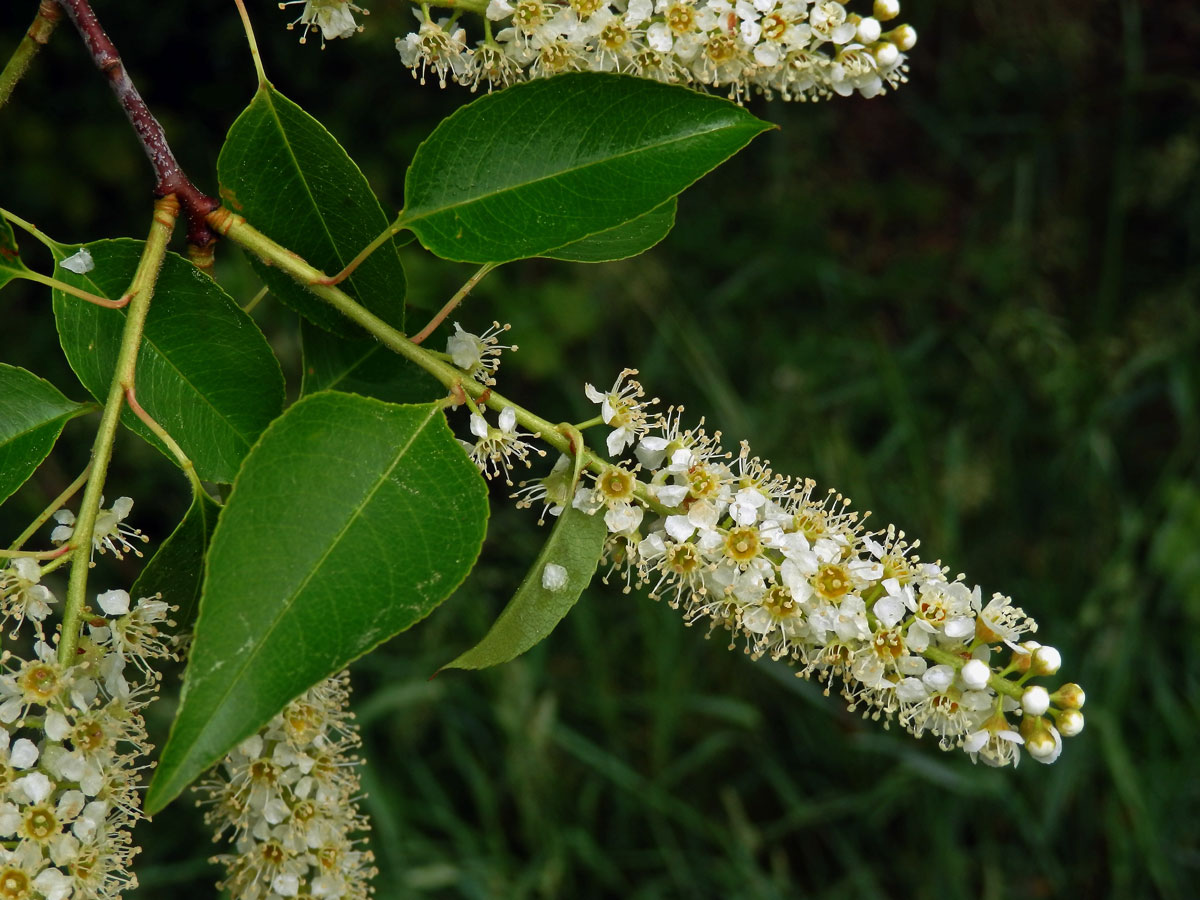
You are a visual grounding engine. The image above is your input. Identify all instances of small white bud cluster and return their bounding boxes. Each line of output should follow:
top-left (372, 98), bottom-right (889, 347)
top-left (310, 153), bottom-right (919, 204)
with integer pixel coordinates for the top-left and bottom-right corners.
top-left (396, 0), bottom-right (916, 103)
top-left (517, 370), bottom-right (1086, 766)
top-left (198, 672), bottom-right (377, 899)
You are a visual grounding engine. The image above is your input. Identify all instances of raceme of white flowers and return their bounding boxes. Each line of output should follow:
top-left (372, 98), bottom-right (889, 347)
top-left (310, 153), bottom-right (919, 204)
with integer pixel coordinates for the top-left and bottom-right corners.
top-left (197, 672), bottom-right (377, 900)
top-left (448, 332), bottom-right (1086, 767)
top-left (281, 0), bottom-right (916, 102)
top-left (0, 543), bottom-right (176, 899)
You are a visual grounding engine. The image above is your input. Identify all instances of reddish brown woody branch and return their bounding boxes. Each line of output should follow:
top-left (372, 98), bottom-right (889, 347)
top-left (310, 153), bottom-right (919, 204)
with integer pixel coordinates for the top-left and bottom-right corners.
top-left (55, 0), bottom-right (218, 247)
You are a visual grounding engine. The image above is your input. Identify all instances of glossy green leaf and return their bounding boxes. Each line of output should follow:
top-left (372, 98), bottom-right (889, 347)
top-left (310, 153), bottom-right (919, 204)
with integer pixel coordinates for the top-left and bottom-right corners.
top-left (145, 392), bottom-right (489, 814)
top-left (544, 198), bottom-right (677, 263)
top-left (300, 319), bottom-right (444, 404)
top-left (0, 365), bottom-right (89, 504)
top-left (52, 239), bottom-right (284, 484)
top-left (218, 84), bottom-right (406, 337)
top-left (0, 217), bottom-right (32, 290)
top-left (130, 489), bottom-right (221, 630)
top-left (403, 73), bottom-right (772, 264)
top-left (443, 504), bottom-right (608, 671)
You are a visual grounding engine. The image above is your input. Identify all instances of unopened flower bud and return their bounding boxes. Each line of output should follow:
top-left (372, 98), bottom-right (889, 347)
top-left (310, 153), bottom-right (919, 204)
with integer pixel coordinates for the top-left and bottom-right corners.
top-left (1052, 682), bottom-right (1086, 709)
top-left (1020, 716), bottom-right (1063, 764)
top-left (1011, 640), bottom-right (1040, 672)
top-left (874, 0), bottom-right (900, 21)
top-left (1032, 645), bottom-right (1061, 675)
top-left (1056, 708), bottom-right (1085, 737)
top-left (856, 16), bottom-right (882, 43)
top-left (888, 23), bottom-right (917, 51)
top-left (960, 659), bottom-right (991, 690)
top-left (1021, 685), bottom-right (1050, 717)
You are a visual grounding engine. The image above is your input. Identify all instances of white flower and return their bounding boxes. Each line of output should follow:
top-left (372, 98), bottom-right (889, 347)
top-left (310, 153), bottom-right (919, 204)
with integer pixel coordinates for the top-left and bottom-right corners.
top-left (446, 321), bottom-right (516, 385)
top-left (465, 406), bottom-right (543, 484)
top-left (0, 557), bottom-right (56, 636)
top-left (51, 496), bottom-right (147, 560)
top-left (584, 369), bottom-right (656, 456)
top-left (280, 0), bottom-right (367, 45)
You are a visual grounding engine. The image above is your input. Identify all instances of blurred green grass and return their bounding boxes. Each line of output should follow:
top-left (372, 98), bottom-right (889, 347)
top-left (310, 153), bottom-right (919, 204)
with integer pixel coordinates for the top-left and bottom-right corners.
top-left (2, 0), bottom-right (1198, 897)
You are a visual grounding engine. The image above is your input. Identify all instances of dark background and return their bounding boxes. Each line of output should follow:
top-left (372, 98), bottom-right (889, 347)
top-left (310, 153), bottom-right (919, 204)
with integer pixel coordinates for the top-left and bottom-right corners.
top-left (2, 1), bottom-right (1198, 897)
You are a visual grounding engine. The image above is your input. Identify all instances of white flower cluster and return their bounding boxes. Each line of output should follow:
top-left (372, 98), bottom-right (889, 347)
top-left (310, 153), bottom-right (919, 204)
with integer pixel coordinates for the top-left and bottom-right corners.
top-left (532, 371), bottom-right (1086, 766)
top-left (0, 579), bottom-right (173, 899)
top-left (198, 672), bottom-right (377, 900)
top-left (396, 0), bottom-right (915, 101)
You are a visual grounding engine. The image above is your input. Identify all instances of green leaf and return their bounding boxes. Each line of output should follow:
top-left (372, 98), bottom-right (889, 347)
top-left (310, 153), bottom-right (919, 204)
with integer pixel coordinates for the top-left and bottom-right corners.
top-left (443, 504), bottom-right (608, 671)
top-left (130, 489), bottom-right (221, 630)
top-left (52, 239), bottom-right (284, 484)
top-left (403, 73), bottom-right (772, 264)
top-left (0, 217), bottom-right (32, 290)
top-left (145, 392), bottom-right (489, 814)
top-left (544, 198), bottom-right (677, 263)
top-left (218, 84), bottom-right (406, 337)
top-left (0, 365), bottom-right (89, 504)
top-left (300, 319), bottom-right (444, 404)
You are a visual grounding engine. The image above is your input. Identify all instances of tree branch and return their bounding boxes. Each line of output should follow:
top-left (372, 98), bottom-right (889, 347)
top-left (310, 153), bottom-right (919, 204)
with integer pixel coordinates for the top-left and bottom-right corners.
top-left (55, 0), bottom-right (219, 248)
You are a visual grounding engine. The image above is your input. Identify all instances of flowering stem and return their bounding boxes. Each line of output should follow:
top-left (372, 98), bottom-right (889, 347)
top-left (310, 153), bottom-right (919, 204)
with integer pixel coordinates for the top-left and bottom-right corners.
top-left (320, 214), bottom-right (407, 286)
top-left (209, 207), bottom-right (648, 493)
top-left (423, 0), bottom-right (490, 14)
top-left (0, 546), bottom-right (70, 560)
top-left (6, 462), bottom-right (92, 554)
top-left (59, 196), bottom-right (177, 665)
top-left (242, 284), bottom-right (269, 312)
top-left (0, 0), bottom-right (62, 110)
top-left (921, 643), bottom-right (1024, 702)
top-left (409, 263), bottom-right (497, 345)
top-left (18, 269), bottom-right (131, 308)
top-left (56, 0), bottom-right (218, 247)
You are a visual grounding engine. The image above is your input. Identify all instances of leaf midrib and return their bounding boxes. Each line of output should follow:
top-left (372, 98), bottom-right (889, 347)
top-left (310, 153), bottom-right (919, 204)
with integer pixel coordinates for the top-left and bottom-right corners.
top-left (171, 400), bottom-right (440, 784)
top-left (404, 109), bottom-right (760, 224)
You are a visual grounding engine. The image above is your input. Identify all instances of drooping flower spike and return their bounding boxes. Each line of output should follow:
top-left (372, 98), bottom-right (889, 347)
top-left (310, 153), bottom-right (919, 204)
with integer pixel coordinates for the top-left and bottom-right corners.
top-left (395, 0), bottom-right (917, 103)
top-left (536, 371), bottom-right (1085, 767)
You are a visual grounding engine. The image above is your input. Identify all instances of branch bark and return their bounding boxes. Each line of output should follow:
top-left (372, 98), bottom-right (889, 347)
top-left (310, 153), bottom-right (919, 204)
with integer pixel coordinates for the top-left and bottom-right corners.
top-left (55, 0), bottom-right (219, 248)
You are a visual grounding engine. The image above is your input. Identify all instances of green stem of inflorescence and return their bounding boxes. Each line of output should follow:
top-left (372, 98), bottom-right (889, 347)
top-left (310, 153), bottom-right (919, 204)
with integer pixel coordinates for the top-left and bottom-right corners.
top-left (922, 643), bottom-right (1025, 703)
top-left (58, 196), bottom-right (177, 665)
top-left (210, 208), bottom-right (673, 515)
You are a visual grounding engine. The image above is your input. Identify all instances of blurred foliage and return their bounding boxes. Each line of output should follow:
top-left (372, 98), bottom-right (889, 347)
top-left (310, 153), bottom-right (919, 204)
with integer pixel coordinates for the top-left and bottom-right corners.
top-left (2, 0), bottom-right (1198, 898)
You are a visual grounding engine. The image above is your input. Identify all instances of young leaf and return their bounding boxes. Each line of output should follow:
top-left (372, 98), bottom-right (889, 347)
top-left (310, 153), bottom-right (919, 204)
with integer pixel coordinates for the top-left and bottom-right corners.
top-left (0, 364), bottom-right (89, 504)
top-left (0, 217), bottom-right (32, 290)
top-left (52, 239), bottom-right (284, 484)
top-left (300, 319), bottom-right (444, 403)
top-left (403, 73), bottom-right (772, 264)
top-left (543, 198), bottom-right (677, 263)
top-left (145, 392), bottom-right (489, 814)
top-left (443, 504), bottom-right (608, 671)
top-left (130, 488), bottom-right (221, 630)
top-left (218, 84), bottom-right (406, 337)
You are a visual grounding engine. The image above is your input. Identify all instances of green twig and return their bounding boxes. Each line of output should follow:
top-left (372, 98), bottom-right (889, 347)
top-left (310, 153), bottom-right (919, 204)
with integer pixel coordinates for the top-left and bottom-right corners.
top-left (208, 207), bottom-right (651, 502)
top-left (7, 463), bottom-right (92, 554)
top-left (0, 0), bottom-right (62, 110)
top-left (58, 196), bottom-right (177, 665)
